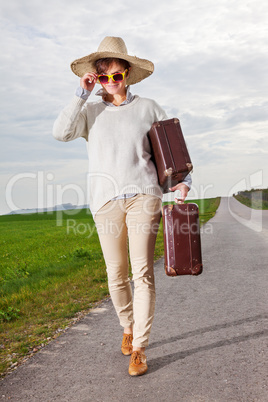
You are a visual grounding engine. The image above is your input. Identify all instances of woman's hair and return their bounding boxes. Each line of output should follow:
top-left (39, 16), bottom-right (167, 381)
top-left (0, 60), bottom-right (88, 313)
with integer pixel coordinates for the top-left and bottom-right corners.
top-left (95, 57), bottom-right (131, 74)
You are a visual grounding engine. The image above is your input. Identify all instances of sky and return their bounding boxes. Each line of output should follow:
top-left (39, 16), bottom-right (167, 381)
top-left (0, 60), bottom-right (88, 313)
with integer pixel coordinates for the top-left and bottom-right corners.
top-left (0, 0), bottom-right (267, 214)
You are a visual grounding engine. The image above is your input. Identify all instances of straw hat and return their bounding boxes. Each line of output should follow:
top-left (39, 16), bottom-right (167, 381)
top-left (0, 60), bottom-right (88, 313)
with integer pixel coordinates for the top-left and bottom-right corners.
top-left (70, 36), bottom-right (154, 85)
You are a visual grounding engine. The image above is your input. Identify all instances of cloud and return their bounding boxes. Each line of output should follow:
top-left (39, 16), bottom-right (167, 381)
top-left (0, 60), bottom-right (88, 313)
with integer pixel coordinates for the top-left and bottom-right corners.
top-left (0, 0), bottom-right (267, 214)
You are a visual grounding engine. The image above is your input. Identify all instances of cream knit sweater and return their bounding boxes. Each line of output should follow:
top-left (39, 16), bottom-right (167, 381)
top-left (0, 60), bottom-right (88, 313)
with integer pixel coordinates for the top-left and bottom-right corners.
top-left (53, 95), bottom-right (169, 217)
top-left (53, 96), bottom-right (167, 216)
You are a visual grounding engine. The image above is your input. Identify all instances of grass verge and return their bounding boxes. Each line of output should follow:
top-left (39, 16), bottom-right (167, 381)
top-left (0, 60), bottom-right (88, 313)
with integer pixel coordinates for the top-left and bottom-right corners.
top-left (234, 188), bottom-right (268, 210)
top-left (0, 197), bottom-right (220, 377)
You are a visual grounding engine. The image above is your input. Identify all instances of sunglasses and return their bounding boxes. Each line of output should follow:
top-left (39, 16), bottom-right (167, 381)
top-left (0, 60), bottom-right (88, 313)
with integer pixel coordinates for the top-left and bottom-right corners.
top-left (97, 69), bottom-right (128, 84)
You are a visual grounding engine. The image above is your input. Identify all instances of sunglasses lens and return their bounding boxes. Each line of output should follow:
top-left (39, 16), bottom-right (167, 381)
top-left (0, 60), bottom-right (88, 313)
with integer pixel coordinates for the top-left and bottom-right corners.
top-left (98, 75), bottom-right (108, 84)
top-left (113, 73), bottom-right (123, 82)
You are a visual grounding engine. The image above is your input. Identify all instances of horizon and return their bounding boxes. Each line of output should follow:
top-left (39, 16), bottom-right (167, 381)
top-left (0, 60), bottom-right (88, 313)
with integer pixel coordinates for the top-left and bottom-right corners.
top-left (2, 188), bottom-right (268, 217)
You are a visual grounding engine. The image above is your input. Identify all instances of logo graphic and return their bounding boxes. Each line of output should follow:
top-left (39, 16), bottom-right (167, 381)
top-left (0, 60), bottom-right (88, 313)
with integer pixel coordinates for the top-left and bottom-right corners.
top-left (228, 170), bottom-right (264, 233)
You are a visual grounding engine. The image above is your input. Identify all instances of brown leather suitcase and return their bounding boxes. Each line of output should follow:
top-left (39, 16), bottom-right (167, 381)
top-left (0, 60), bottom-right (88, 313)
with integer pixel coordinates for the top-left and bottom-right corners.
top-left (162, 203), bottom-right (203, 276)
top-left (149, 118), bottom-right (193, 193)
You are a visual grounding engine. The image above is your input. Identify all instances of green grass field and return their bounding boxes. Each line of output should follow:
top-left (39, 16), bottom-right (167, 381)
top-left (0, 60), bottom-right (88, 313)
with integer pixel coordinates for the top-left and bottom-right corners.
top-left (234, 188), bottom-right (268, 210)
top-left (0, 197), bottom-right (220, 377)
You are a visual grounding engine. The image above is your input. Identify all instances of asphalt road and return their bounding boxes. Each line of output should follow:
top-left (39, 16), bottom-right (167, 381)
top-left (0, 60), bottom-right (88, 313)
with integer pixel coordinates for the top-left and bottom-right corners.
top-left (1, 197), bottom-right (268, 401)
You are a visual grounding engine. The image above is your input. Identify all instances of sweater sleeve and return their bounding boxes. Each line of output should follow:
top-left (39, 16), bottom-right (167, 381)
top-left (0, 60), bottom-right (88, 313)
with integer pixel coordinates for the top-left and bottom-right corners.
top-left (53, 96), bottom-right (88, 142)
top-left (154, 101), bottom-right (168, 122)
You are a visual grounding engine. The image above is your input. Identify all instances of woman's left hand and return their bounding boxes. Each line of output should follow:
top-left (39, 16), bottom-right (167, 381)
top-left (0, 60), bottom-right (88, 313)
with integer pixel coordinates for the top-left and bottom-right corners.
top-left (169, 183), bottom-right (189, 204)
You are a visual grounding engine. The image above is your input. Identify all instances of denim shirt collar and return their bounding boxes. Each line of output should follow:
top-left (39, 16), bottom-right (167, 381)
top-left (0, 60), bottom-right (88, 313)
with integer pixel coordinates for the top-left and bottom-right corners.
top-left (95, 86), bottom-right (134, 107)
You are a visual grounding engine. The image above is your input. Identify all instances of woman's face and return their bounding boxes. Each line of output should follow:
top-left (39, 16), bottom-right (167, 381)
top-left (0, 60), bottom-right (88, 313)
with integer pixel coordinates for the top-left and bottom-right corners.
top-left (99, 61), bottom-right (129, 96)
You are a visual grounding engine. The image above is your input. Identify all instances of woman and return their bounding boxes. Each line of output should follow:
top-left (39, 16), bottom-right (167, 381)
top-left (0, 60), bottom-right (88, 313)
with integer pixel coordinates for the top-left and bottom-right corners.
top-left (53, 36), bottom-right (191, 376)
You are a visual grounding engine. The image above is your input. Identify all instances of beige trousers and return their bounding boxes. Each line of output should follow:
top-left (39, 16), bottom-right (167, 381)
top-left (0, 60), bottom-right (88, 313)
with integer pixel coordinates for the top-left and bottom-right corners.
top-left (94, 194), bottom-right (162, 347)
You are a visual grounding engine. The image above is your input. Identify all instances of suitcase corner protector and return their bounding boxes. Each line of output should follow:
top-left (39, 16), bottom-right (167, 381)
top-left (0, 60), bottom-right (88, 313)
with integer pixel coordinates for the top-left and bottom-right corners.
top-left (163, 204), bottom-right (174, 213)
top-left (186, 163), bottom-right (193, 172)
top-left (165, 265), bottom-right (177, 276)
top-left (191, 264), bottom-right (203, 275)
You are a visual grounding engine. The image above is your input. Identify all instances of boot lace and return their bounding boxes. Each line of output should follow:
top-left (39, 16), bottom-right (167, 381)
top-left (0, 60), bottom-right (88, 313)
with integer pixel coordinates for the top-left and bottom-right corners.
top-left (130, 351), bottom-right (142, 364)
top-left (123, 334), bottom-right (133, 347)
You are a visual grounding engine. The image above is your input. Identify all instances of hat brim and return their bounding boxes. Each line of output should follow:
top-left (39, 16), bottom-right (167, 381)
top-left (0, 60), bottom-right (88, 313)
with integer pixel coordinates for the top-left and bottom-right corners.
top-left (70, 51), bottom-right (154, 85)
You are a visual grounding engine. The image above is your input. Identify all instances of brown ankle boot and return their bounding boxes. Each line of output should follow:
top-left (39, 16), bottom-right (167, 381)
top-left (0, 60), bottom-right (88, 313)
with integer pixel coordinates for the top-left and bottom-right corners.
top-left (121, 333), bottom-right (133, 356)
top-left (128, 351), bottom-right (148, 376)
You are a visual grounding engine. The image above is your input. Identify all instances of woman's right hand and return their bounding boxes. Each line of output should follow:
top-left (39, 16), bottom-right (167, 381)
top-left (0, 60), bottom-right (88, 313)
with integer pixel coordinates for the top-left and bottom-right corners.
top-left (80, 72), bottom-right (98, 92)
